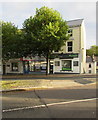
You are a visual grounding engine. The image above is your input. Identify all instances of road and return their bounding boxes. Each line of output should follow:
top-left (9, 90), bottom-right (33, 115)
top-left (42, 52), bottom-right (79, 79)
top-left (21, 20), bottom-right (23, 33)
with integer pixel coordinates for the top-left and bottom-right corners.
top-left (2, 84), bottom-right (96, 119)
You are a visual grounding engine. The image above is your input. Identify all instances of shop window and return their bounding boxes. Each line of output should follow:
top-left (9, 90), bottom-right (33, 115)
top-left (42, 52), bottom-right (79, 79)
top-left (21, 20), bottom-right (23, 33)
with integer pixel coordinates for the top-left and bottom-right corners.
top-left (55, 61), bottom-right (60, 66)
top-left (89, 70), bottom-right (91, 73)
top-left (67, 41), bottom-right (73, 52)
top-left (73, 61), bottom-right (78, 66)
top-left (89, 63), bottom-right (91, 68)
top-left (68, 29), bottom-right (73, 37)
top-left (96, 69), bottom-right (98, 73)
top-left (62, 60), bottom-right (71, 71)
top-left (12, 63), bottom-right (18, 71)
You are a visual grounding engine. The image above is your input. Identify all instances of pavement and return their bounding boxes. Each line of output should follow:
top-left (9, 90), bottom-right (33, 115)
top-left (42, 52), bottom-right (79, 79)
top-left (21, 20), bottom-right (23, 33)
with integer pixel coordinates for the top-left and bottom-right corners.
top-left (2, 74), bottom-right (97, 119)
top-left (1, 76), bottom-right (96, 93)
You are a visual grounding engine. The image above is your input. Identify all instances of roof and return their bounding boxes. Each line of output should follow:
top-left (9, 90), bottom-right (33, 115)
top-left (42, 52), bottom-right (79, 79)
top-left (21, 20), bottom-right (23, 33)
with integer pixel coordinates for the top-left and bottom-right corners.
top-left (86, 56), bottom-right (93, 63)
top-left (67, 19), bottom-right (84, 27)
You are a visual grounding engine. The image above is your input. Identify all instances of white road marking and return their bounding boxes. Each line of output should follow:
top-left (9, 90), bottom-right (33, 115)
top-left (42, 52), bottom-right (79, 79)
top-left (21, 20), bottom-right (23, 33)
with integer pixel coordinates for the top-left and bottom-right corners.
top-left (3, 98), bottom-right (97, 113)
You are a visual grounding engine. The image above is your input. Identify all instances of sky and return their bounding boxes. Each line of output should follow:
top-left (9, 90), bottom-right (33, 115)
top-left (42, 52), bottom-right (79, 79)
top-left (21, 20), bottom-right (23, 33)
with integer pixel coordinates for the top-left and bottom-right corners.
top-left (0, 0), bottom-right (97, 49)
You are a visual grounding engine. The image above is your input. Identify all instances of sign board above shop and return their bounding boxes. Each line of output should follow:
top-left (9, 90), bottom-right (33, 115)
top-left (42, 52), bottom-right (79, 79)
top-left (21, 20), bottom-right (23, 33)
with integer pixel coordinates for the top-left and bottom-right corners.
top-left (50, 53), bottom-right (78, 59)
top-left (20, 58), bottom-right (45, 62)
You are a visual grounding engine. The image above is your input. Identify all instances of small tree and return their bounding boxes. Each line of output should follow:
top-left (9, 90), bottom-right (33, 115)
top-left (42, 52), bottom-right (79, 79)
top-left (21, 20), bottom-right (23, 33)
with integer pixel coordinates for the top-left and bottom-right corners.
top-left (23, 6), bottom-right (69, 75)
top-left (86, 45), bottom-right (98, 56)
top-left (2, 21), bottom-right (19, 61)
top-left (2, 21), bottom-right (29, 60)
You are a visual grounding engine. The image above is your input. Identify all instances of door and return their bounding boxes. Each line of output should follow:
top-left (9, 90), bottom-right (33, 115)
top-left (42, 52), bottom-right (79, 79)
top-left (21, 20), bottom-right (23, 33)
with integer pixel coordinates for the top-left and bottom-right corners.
top-left (3, 65), bottom-right (6, 75)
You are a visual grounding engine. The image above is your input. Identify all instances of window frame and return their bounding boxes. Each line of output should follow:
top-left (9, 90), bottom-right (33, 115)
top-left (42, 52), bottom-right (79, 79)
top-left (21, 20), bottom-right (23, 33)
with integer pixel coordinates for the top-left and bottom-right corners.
top-left (89, 63), bottom-right (91, 68)
top-left (73, 61), bottom-right (79, 66)
top-left (89, 70), bottom-right (91, 73)
top-left (55, 61), bottom-right (60, 66)
top-left (62, 60), bottom-right (72, 71)
top-left (68, 29), bottom-right (73, 37)
top-left (11, 62), bottom-right (18, 71)
top-left (67, 41), bottom-right (73, 52)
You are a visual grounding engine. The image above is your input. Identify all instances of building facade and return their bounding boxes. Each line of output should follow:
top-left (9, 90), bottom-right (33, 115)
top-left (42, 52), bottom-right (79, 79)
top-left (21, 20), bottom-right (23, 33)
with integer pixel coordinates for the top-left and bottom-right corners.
top-left (53, 19), bottom-right (86, 74)
top-left (85, 56), bottom-right (96, 74)
top-left (3, 59), bottom-right (24, 74)
top-left (3, 19), bottom-right (87, 74)
top-left (95, 56), bottom-right (98, 74)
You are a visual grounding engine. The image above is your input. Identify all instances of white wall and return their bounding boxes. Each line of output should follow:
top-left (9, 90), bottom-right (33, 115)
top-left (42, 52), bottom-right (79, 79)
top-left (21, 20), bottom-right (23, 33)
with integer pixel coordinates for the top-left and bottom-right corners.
top-left (53, 57), bottom-right (80, 73)
top-left (86, 62), bottom-right (96, 74)
top-left (5, 59), bottom-right (23, 74)
top-left (72, 58), bottom-right (80, 73)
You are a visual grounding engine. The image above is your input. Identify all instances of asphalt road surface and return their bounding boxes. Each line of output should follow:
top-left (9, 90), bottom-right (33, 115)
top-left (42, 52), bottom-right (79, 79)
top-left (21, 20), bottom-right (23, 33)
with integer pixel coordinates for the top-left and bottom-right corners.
top-left (2, 83), bottom-right (97, 119)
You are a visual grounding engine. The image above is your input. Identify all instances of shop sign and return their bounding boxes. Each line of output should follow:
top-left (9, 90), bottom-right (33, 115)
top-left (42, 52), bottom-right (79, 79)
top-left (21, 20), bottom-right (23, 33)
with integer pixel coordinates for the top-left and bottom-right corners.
top-left (62, 67), bottom-right (72, 71)
top-left (59, 53), bottom-right (78, 59)
top-left (50, 53), bottom-right (78, 59)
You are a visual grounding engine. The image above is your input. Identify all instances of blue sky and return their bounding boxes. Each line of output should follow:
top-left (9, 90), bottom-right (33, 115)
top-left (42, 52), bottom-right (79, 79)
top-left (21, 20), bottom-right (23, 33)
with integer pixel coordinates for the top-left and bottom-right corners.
top-left (1, 1), bottom-right (96, 49)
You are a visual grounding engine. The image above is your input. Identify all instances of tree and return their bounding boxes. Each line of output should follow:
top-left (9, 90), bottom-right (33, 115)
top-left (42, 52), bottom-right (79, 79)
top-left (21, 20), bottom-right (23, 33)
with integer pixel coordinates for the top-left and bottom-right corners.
top-left (23, 6), bottom-right (69, 75)
top-left (2, 21), bottom-right (30, 61)
top-left (2, 21), bottom-right (19, 60)
top-left (86, 45), bottom-right (98, 56)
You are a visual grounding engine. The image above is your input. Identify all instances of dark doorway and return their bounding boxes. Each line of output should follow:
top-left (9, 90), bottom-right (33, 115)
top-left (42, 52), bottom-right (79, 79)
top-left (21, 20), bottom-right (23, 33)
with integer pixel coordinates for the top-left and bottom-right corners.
top-left (50, 62), bottom-right (53, 74)
top-left (3, 65), bottom-right (6, 75)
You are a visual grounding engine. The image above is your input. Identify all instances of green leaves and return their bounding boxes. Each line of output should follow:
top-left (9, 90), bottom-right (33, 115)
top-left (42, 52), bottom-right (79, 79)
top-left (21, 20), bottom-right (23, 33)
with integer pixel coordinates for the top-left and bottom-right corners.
top-left (23, 6), bottom-right (69, 56)
top-left (2, 6), bottom-right (70, 70)
top-left (86, 45), bottom-right (98, 56)
top-left (2, 21), bottom-right (26, 60)
top-left (23, 6), bottom-right (70, 74)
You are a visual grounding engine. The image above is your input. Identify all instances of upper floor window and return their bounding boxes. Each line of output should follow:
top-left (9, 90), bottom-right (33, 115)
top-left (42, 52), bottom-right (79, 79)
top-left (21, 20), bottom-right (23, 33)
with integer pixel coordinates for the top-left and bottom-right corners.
top-left (97, 62), bottom-right (98, 66)
top-left (67, 41), bottom-right (73, 52)
top-left (68, 29), bottom-right (73, 37)
top-left (89, 63), bottom-right (91, 68)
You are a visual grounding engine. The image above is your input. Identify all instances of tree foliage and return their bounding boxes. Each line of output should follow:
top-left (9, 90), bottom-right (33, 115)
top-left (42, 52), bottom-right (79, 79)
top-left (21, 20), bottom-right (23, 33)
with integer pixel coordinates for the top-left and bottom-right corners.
top-left (2, 21), bottom-right (29, 60)
top-left (2, 21), bottom-right (19, 60)
top-left (23, 6), bottom-right (69, 74)
top-left (86, 45), bottom-right (98, 56)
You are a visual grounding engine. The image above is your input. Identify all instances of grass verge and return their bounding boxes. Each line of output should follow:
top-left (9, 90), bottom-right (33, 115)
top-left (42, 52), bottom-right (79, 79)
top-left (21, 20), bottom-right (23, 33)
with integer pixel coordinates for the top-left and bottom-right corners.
top-left (1, 80), bottom-right (42, 90)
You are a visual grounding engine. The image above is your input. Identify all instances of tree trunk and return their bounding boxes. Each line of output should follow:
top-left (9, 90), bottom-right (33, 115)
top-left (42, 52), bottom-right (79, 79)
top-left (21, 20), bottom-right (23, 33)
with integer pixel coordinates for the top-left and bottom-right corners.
top-left (46, 53), bottom-right (49, 75)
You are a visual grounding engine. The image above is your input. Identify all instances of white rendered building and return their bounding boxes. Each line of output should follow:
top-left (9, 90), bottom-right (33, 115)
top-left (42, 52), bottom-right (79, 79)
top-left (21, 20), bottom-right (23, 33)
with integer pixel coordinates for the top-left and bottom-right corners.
top-left (52, 19), bottom-right (86, 74)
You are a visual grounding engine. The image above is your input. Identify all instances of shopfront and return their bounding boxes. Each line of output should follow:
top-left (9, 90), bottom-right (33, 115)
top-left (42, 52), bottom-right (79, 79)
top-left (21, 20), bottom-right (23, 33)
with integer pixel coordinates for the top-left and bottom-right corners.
top-left (20, 57), bottom-right (53, 74)
top-left (52, 53), bottom-right (80, 73)
top-left (62, 60), bottom-right (72, 71)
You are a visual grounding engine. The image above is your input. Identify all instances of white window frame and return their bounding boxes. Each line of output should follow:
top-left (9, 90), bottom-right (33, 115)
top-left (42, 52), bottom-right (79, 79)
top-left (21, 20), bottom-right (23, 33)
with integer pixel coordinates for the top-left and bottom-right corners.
top-left (55, 61), bottom-right (60, 66)
top-left (66, 41), bottom-right (73, 53)
top-left (68, 29), bottom-right (73, 37)
top-left (61, 60), bottom-right (72, 71)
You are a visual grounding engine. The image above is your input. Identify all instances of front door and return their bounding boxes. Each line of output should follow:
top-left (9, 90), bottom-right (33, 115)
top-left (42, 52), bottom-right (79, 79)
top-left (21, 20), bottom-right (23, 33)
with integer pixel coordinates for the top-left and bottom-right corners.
top-left (50, 62), bottom-right (53, 74)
